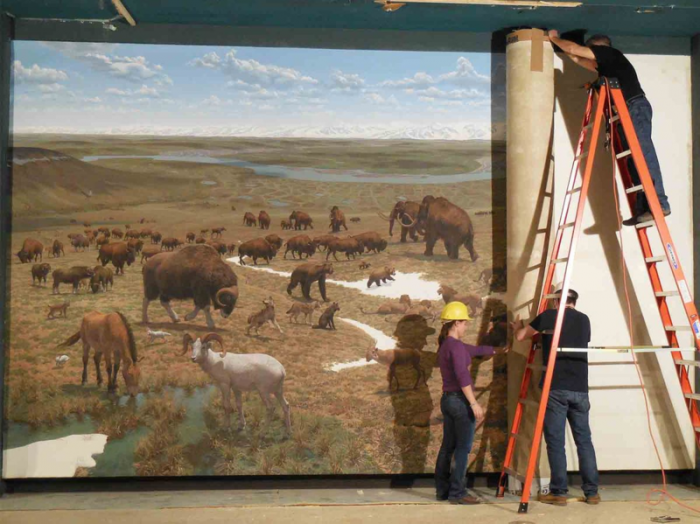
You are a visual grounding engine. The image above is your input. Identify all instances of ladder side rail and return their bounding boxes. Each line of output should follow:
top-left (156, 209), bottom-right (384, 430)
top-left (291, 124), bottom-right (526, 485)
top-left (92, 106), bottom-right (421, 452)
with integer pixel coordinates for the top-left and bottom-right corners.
top-left (608, 84), bottom-right (700, 351)
top-left (496, 90), bottom-right (597, 498)
top-left (518, 86), bottom-right (609, 514)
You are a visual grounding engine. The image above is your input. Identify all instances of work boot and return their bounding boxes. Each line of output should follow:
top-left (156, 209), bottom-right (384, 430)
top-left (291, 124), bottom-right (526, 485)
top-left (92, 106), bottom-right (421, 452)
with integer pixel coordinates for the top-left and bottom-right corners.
top-left (449, 495), bottom-right (481, 505)
top-left (585, 494), bottom-right (601, 505)
top-left (636, 209), bottom-right (671, 224)
top-left (538, 493), bottom-right (567, 506)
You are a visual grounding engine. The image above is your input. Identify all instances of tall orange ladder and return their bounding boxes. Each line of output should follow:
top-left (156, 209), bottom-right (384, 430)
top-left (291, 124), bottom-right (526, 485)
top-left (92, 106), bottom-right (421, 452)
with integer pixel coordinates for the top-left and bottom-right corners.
top-left (495, 77), bottom-right (700, 514)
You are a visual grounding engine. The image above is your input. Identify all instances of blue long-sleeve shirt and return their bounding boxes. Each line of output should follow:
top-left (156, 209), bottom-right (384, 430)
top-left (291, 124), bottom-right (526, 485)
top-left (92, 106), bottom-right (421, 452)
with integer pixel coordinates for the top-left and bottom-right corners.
top-left (438, 336), bottom-right (495, 392)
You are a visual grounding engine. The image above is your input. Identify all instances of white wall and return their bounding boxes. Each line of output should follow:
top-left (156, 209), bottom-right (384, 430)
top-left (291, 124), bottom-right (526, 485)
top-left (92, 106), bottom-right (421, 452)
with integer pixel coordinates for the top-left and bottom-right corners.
top-left (552, 53), bottom-right (694, 470)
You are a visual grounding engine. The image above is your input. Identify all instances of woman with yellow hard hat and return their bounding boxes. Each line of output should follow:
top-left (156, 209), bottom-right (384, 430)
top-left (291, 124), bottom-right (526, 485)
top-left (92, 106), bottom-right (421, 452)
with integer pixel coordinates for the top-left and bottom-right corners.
top-left (434, 301), bottom-right (509, 505)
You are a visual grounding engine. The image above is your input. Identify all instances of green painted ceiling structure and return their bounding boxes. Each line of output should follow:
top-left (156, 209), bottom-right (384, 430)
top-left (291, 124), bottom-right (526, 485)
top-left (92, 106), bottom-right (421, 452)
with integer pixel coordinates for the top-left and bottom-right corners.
top-left (2, 0), bottom-right (700, 38)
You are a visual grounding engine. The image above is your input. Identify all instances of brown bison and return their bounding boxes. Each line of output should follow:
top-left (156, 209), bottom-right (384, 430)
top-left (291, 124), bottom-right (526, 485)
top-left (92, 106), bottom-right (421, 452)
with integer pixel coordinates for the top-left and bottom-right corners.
top-left (258, 211), bottom-right (271, 230)
top-left (142, 244), bottom-right (239, 329)
top-left (111, 228), bottom-right (124, 238)
top-left (59, 311), bottom-right (141, 395)
top-left (125, 230), bottom-right (140, 240)
top-left (95, 235), bottom-right (110, 248)
top-left (127, 238), bottom-right (144, 253)
top-left (195, 236), bottom-right (207, 244)
top-left (287, 262), bottom-right (334, 302)
top-left (284, 235), bottom-right (315, 260)
top-left (17, 238), bottom-right (43, 263)
top-left (161, 237), bottom-right (183, 251)
top-left (151, 232), bottom-right (163, 244)
top-left (312, 234), bottom-right (336, 252)
top-left (409, 196), bottom-right (478, 261)
top-left (379, 200), bottom-right (422, 243)
top-left (32, 263), bottom-right (52, 285)
top-left (140, 228), bottom-right (153, 238)
top-left (50, 239), bottom-right (65, 258)
top-left (281, 219), bottom-right (293, 230)
top-left (97, 242), bottom-right (136, 275)
top-left (367, 266), bottom-right (396, 288)
top-left (329, 206), bottom-right (348, 233)
top-left (227, 243), bottom-right (237, 256)
top-left (243, 212), bottom-right (257, 227)
top-left (238, 238), bottom-right (277, 266)
top-left (90, 265), bottom-right (114, 293)
top-left (141, 246), bottom-right (161, 263)
top-left (326, 237), bottom-right (363, 261)
top-left (264, 234), bottom-right (283, 251)
top-left (186, 232), bottom-right (196, 243)
top-left (53, 266), bottom-right (95, 294)
top-left (206, 240), bottom-right (228, 257)
top-left (289, 210), bottom-right (313, 230)
top-left (352, 231), bottom-right (388, 254)
top-left (71, 235), bottom-right (90, 252)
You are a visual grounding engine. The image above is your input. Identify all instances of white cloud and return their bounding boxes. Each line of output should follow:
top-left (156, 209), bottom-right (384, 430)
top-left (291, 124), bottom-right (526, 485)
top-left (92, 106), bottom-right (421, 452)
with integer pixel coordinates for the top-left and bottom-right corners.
top-left (84, 97), bottom-right (102, 103)
top-left (200, 95), bottom-right (233, 107)
top-left (364, 93), bottom-right (399, 107)
top-left (191, 49), bottom-right (318, 88)
top-left (406, 86), bottom-right (487, 101)
top-left (37, 83), bottom-right (65, 93)
top-left (379, 72), bottom-right (436, 88)
top-left (105, 85), bottom-right (160, 98)
top-left (438, 57), bottom-right (490, 85)
top-left (331, 70), bottom-right (365, 92)
top-left (13, 61), bottom-right (68, 84)
top-left (40, 42), bottom-right (119, 57)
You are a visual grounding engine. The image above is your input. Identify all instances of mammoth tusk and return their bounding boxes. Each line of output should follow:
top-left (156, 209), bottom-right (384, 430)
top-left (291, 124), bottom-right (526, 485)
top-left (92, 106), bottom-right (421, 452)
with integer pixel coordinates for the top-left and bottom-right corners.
top-left (377, 211), bottom-right (392, 222)
top-left (399, 214), bottom-right (417, 228)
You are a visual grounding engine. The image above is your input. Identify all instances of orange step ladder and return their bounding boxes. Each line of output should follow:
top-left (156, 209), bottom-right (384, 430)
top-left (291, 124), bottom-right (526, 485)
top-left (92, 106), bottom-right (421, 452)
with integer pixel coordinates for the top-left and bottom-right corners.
top-left (495, 77), bottom-right (700, 514)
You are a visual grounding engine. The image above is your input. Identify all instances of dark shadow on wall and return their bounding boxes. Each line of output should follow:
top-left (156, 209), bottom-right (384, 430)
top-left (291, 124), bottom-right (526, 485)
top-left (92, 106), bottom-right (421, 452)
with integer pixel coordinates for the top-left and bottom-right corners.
top-left (554, 55), bottom-right (691, 467)
top-left (490, 31), bottom-right (507, 294)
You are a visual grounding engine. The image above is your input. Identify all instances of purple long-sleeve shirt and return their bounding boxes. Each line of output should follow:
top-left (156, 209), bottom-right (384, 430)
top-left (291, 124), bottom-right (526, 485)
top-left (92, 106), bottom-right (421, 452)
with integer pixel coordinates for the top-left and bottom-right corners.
top-left (438, 336), bottom-right (495, 392)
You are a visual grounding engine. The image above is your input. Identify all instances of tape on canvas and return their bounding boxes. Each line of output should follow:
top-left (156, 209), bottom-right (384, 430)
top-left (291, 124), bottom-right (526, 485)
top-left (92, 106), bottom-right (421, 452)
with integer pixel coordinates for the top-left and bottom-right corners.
top-left (506, 28), bottom-right (549, 73)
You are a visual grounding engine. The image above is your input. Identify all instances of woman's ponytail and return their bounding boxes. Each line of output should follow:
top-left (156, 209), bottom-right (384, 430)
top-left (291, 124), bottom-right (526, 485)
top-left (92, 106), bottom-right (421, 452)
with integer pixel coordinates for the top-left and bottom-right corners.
top-left (438, 321), bottom-right (455, 349)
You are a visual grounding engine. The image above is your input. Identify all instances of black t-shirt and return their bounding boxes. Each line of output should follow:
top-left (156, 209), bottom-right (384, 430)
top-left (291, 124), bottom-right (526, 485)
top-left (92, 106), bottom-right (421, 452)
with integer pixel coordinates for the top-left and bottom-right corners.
top-left (589, 45), bottom-right (645, 101)
top-left (530, 308), bottom-right (591, 393)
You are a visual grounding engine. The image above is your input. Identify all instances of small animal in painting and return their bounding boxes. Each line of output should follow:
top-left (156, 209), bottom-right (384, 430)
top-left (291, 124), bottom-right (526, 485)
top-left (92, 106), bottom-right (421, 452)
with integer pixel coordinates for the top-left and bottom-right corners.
top-left (147, 328), bottom-right (173, 344)
top-left (47, 301), bottom-right (70, 319)
top-left (313, 302), bottom-right (340, 330)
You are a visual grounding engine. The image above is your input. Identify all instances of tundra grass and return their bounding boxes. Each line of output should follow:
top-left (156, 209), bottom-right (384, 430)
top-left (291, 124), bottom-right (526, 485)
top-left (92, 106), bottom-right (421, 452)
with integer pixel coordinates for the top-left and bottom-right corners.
top-left (4, 135), bottom-right (507, 475)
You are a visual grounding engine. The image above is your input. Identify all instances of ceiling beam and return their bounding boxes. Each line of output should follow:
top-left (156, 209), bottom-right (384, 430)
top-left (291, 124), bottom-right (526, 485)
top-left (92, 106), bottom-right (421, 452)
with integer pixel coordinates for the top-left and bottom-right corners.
top-left (112, 0), bottom-right (137, 27)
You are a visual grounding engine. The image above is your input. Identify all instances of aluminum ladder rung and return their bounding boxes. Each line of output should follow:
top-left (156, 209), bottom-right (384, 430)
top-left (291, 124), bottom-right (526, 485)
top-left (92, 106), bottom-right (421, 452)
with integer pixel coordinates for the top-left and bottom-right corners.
top-left (665, 326), bottom-right (691, 332)
top-left (616, 149), bottom-right (632, 160)
top-left (645, 255), bottom-right (666, 263)
top-left (550, 258), bottom-right (569, 264)
top-left (684, 393), bottom-right (700, 401)
top-left (675, 359), bottom-right (700, 367)
top-left (626, 184), bottom-right (644, 194)
top-left (543, 294), bottom-right (559, 299)
top-left (655, 291), bottom-right (679, 298)
top-left (527, 364), bottom-right (547, 372)
top-left (575, 152), bottom-right (589, 161)
top-left (559, 222), bottom-right (575, 230)
top-left (610, 115), bottom-right (620, 124)
top-left (636, 220), bottom-right (656, 229)
top-left (567, 187), bottom-right (582, 195)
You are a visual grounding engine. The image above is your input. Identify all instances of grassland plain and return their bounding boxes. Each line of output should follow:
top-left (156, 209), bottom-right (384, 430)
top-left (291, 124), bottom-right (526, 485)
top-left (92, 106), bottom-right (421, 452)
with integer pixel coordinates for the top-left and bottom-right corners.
top-left (5, 135), bottom-right (506, 477)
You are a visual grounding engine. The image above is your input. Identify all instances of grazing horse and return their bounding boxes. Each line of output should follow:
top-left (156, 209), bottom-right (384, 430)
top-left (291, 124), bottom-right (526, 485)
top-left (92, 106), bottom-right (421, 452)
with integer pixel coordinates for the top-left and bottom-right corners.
top-left (59, 311), bottom-right (142, 396)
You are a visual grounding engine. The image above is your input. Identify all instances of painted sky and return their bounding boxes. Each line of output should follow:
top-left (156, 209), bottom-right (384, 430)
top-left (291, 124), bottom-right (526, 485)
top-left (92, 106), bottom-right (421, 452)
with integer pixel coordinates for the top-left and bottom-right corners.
top-left (13, 41), bottom-right (500, 136)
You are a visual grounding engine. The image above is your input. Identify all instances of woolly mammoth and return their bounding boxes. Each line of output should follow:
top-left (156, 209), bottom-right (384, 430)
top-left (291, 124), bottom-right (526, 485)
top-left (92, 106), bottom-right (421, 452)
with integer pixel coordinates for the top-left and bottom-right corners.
top-left (328, 206), bottom-right (348, 233)
top-left (378, 200), bottom-right (422, 243)
top-left (407, 196), bottom-right (478, 261)
top-left (287, 262), bottom-right (334, 302)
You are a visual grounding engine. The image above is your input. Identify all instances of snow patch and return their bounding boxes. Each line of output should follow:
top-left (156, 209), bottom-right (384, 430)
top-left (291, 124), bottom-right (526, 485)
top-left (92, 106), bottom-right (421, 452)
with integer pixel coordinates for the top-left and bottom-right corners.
top-left (3, 434), bottom-right (108, 478)
top-left (326, 318), bottom-right (396, 373)
top-left (228, 257), bottom-right (291, 277)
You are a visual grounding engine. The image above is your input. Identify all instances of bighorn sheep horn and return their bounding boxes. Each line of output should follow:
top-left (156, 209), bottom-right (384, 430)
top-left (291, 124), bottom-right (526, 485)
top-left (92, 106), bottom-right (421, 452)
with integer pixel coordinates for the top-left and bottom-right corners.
top-left (181, 333), bottom-right (194, 356)
top-left (202, 332), bottom-right (226, 357)
top-left (214, 286), bottom-right (238, 308)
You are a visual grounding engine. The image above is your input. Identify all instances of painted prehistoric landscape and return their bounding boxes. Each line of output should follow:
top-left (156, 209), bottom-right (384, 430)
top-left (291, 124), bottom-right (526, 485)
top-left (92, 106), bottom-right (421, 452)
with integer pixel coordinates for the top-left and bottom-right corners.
top-left (4, 42), bottom-right (507, 477)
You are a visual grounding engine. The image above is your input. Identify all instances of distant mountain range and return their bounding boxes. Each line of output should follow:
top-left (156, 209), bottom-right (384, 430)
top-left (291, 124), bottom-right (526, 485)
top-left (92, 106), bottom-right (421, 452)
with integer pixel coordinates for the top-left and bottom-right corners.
top-left (15, 123), bottom-right (505, 141)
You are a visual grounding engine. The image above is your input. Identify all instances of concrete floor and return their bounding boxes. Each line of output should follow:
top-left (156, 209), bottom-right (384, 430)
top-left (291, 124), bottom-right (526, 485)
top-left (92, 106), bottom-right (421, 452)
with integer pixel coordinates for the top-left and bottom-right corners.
top-left (2, 482), bottom-right (700, 523)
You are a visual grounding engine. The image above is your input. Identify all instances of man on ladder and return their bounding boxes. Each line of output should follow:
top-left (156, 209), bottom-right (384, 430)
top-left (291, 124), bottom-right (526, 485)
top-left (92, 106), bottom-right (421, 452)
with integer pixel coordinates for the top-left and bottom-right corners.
top-left (512, 288), bottom-right (600, 506)
top-left (547, 30), bottom-right (672, 225)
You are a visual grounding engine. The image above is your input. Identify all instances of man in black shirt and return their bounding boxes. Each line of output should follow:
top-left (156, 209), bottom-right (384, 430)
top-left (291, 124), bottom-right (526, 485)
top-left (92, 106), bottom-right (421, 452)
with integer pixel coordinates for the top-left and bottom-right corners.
top-left (548, 31), bottom-right (671, 226)
top-left (512, 288), bottom-right (600, 506)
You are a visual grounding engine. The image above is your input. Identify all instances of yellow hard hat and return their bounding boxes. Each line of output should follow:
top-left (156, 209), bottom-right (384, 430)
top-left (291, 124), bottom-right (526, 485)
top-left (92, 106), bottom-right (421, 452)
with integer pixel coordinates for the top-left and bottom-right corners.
top-left (440, 301), bottom-right (472, 321)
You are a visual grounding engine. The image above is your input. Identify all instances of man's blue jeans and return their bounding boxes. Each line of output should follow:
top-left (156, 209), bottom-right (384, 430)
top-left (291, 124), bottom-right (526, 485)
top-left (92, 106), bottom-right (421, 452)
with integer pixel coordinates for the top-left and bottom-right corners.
top-left (435, 392), bottom-right (476, 500)
top-left (543, 390), bottom-right (599, 497)
top-left (621, 96), bottom-right (671, 215)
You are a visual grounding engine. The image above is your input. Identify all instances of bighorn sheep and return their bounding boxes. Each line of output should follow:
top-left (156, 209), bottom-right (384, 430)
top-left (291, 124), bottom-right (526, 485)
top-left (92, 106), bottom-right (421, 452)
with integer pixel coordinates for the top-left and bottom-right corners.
top-left (182, 333), bottom-right (291, 431)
